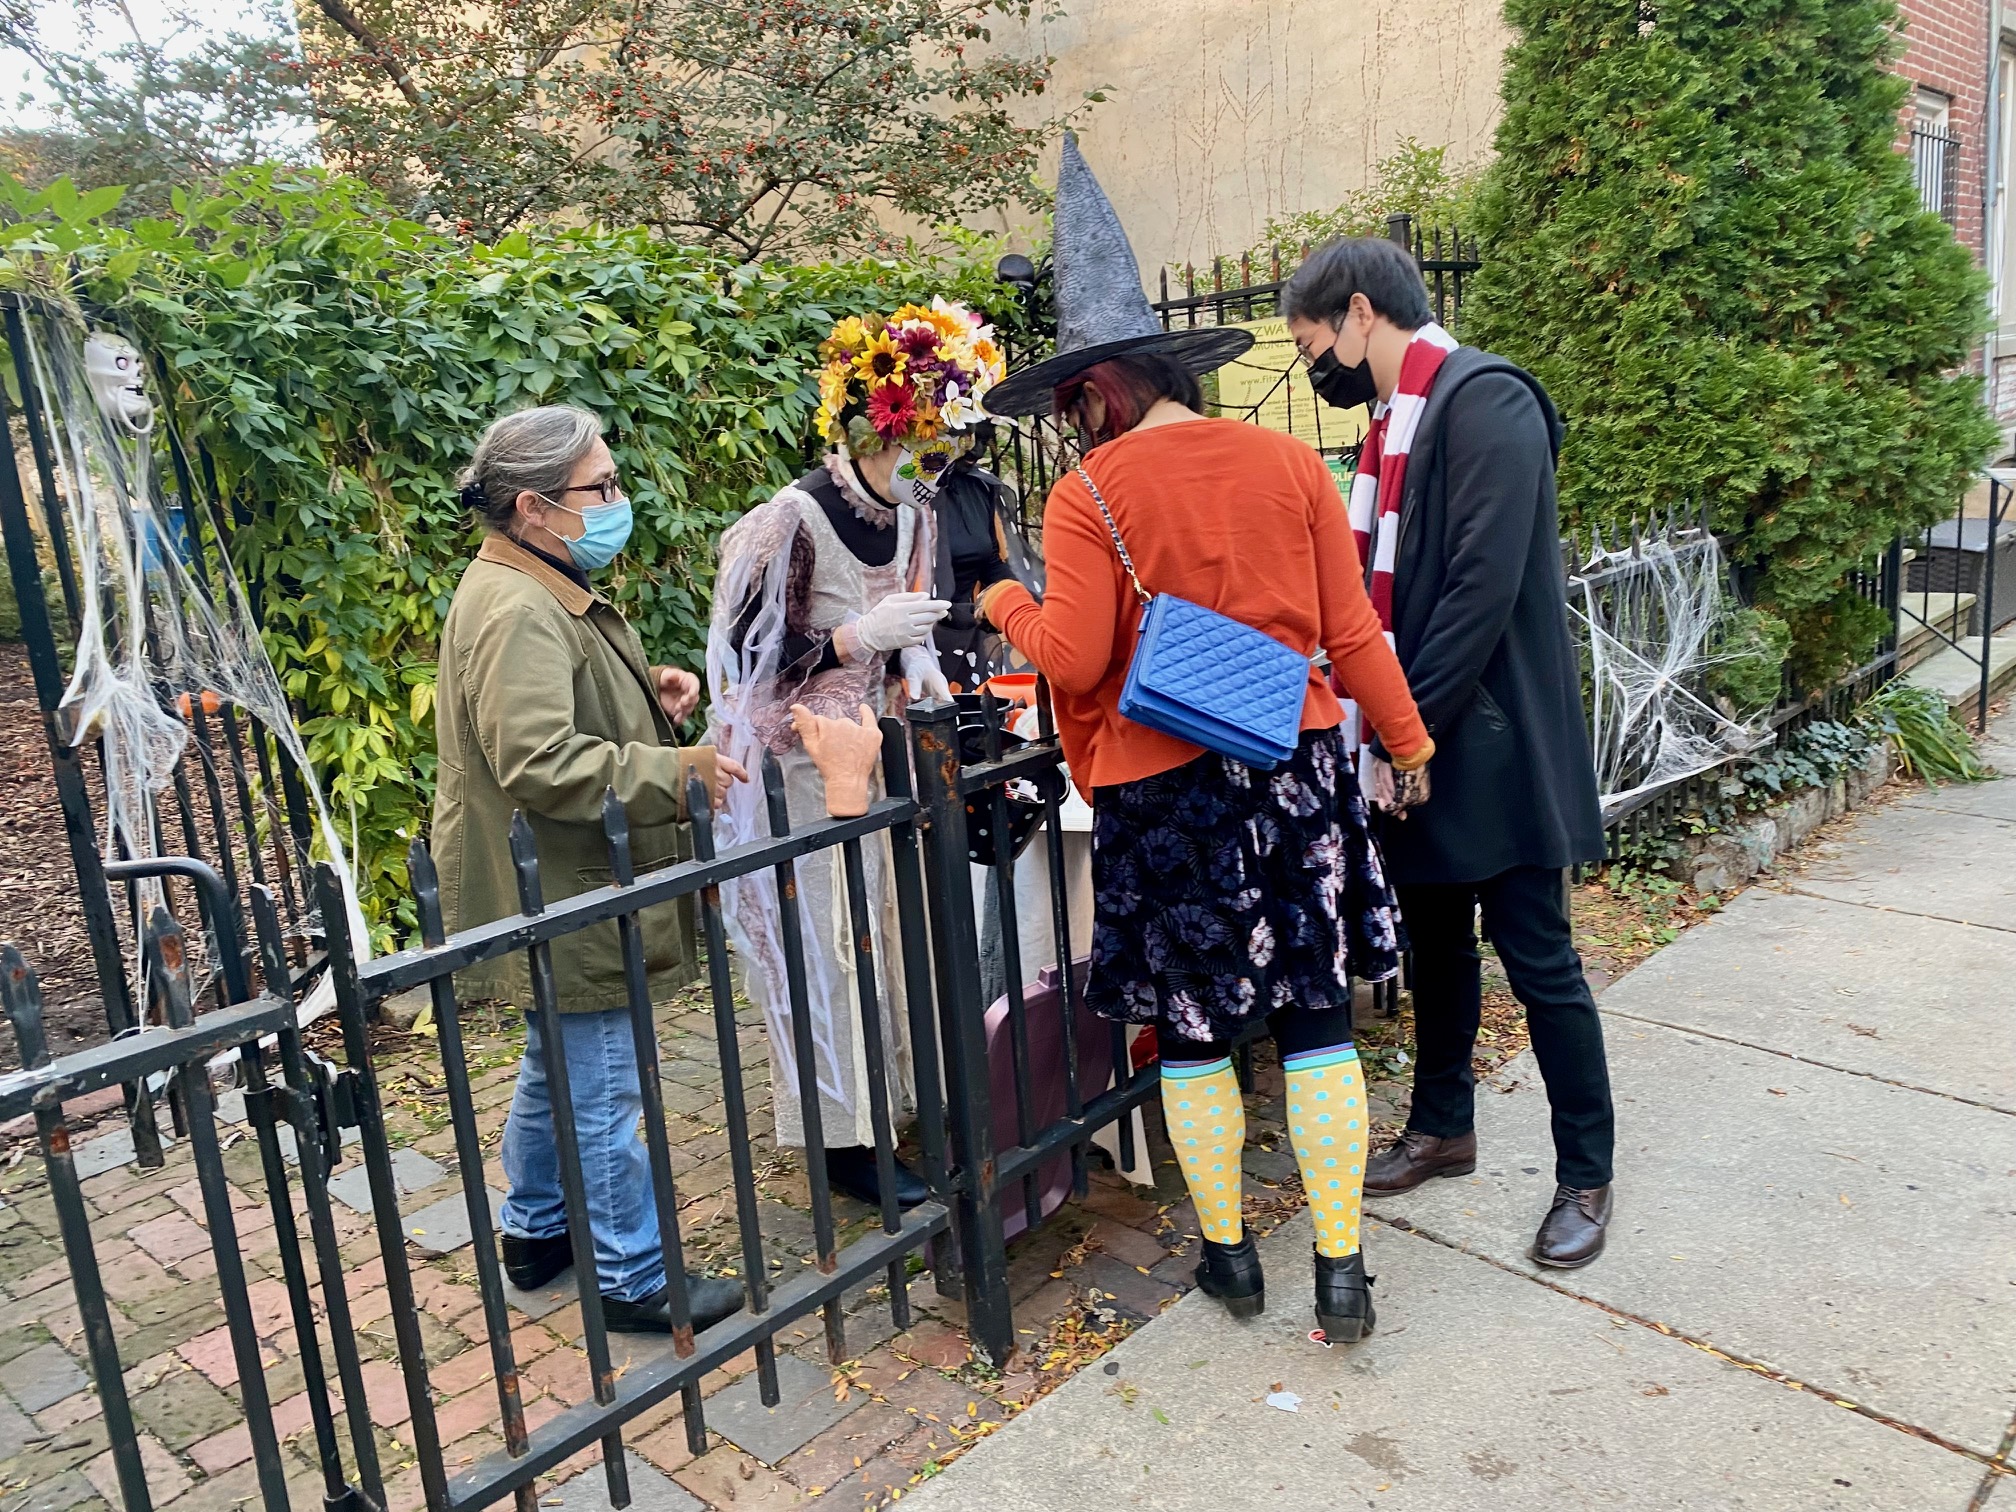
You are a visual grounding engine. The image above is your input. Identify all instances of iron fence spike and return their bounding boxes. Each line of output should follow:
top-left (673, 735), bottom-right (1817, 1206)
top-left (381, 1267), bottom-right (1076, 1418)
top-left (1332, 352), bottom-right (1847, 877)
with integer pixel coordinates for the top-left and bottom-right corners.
top-left (685, 769), bottom-right (713, 841)
top-left (407, 839), bottom-right (446, 949)
top-left (602, 787), bottom-right (635, 887)
top-left (509, 811), bottom-right (545, 915)
top-left (761, 750), bottom-right (791, 838)
top-left (0, 943), bottom-right (48, 1070)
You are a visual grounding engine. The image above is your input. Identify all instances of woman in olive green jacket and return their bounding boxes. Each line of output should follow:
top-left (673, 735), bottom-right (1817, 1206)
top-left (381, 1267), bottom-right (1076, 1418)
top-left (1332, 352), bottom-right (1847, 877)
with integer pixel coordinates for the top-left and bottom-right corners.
top-left (434, 405), bottom-right (745, 1334)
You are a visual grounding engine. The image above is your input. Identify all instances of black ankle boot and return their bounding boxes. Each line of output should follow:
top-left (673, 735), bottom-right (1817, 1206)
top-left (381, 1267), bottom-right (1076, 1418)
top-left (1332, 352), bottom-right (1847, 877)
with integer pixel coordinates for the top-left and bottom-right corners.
top-left (1194, 1235), bottom-right (1265, 1319)
top-left (1313, 1249), bottom-right (1376, 1343)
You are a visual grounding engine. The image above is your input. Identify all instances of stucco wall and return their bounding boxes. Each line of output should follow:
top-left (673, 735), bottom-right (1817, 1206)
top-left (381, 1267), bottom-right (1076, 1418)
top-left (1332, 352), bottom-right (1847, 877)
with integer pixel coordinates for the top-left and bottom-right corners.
top-left (969, 0), bottom-right (1513, 275)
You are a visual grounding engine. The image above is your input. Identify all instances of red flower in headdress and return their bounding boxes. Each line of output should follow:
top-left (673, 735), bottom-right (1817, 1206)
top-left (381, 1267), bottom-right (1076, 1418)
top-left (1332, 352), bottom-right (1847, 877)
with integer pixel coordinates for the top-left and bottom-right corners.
top-left (895, 323), bottom-right (940, 358)
top-left (867, 379), bottom-right (920, 439)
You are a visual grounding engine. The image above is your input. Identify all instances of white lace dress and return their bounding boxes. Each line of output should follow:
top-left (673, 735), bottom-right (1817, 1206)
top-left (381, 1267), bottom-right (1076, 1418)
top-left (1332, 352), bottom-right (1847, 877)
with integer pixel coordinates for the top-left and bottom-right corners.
top-left (704, 467), bottom-right (933, 1148)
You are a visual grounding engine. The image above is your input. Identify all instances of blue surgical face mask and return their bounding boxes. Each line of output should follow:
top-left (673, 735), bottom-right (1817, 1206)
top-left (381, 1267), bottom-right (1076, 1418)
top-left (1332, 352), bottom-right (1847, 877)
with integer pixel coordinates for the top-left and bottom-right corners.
top-left (545, 494), bottom-right (633, 570)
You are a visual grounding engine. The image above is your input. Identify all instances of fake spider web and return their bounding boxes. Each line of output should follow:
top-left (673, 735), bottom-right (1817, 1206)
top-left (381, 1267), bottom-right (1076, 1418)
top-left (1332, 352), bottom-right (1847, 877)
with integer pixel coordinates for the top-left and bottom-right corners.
top-left (1568, 523), bottom-right (1769, 821)
top-left (21, 309), bottom-right (367, 1017)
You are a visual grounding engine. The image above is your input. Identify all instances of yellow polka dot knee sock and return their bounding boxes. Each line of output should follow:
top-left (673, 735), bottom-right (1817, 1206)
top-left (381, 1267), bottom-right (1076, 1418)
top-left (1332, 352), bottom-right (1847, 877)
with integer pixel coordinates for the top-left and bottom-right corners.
top-left (1284, 1045), bottom-right (1368, 1258)
top-left (1161, 1057), bottom-right (1245, 1245)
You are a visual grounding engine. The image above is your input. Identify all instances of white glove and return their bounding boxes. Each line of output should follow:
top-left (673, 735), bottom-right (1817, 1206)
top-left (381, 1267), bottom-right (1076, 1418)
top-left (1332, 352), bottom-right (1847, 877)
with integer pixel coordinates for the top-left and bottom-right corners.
top-left (899, 645), bottom-right (952, 703)
top-left (852, 591), bottom-right (950, 655)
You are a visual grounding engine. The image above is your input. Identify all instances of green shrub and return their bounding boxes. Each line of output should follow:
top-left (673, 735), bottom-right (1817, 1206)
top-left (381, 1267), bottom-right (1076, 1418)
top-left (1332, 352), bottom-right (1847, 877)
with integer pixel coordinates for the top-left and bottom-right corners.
top-left (1857, 681), bottom-right (1992, 783)
top-left (1705, 606), bottom-right (1793, 717)
top-left (1463, 0), bottom-right (1998, 689)
top-left (4, 166), bottom-right (1029, 937)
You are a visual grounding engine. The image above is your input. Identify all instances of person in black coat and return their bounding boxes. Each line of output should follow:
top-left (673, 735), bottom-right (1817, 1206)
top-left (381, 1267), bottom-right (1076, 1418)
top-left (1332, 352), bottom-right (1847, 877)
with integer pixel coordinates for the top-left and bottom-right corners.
top-left (1284, 237), bottom-right (1616, 1268)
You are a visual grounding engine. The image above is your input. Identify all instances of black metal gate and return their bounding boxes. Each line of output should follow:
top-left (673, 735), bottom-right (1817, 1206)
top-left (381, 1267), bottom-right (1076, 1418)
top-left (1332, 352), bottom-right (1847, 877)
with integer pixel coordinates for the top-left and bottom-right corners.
top-left (1, 865), bottom-right (383, 1511)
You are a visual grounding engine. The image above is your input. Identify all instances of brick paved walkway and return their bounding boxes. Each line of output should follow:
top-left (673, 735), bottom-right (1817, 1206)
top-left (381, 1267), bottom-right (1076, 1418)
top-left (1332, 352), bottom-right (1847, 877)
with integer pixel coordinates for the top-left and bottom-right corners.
top-left (0, 971), bottom-right (1432, 1512)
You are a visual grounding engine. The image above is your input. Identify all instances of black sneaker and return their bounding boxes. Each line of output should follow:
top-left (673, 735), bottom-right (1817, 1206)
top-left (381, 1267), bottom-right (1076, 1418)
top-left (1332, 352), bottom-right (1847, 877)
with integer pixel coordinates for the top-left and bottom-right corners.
top-left (603, 1274), bottom-right (744, 1335)
top-left (500, 1230), bottom-right (573, 1291)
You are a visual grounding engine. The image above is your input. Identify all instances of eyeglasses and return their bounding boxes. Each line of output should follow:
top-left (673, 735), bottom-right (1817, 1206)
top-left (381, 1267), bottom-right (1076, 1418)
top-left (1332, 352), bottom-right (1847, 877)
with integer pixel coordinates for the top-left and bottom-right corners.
top-left (560, 477), bottom-right (626, 504)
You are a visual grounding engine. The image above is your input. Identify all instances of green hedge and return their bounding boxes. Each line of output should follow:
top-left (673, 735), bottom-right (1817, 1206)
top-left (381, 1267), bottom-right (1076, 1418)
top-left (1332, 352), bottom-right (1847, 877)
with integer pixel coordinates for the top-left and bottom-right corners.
top-left (5, 167), bottom-right (1027, 936)
top-left (1463, 0), bottom-right (1998, 685)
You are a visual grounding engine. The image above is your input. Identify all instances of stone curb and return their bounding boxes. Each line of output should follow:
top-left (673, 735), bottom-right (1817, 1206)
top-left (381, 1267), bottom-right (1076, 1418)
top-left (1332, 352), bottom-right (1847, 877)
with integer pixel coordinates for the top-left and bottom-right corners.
top-left (1675, 739), bottom-right (1893, 896)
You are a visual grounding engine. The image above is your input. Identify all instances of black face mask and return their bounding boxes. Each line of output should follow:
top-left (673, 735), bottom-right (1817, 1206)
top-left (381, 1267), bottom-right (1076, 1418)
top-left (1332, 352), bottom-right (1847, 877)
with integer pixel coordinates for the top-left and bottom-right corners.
top-left (1308, 343), bottom-right (1378, 411)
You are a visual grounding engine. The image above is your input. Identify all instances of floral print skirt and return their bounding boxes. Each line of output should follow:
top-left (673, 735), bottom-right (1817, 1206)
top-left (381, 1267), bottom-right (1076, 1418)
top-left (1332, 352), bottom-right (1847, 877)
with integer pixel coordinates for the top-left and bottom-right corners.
top-left (1086, 725), bottom-right (1404, 1046)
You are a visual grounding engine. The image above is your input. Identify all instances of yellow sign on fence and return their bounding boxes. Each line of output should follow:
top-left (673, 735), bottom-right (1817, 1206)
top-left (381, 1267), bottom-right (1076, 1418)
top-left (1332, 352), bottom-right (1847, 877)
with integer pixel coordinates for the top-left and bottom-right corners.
top-left (1211, 316), bottom-right (1368, 453)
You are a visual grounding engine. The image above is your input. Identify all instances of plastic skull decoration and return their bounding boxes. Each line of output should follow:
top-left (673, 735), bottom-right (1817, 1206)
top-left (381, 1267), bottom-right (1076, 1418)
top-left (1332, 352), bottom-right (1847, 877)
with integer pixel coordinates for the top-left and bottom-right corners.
top-left (84, 332), bottom-right (154, 436)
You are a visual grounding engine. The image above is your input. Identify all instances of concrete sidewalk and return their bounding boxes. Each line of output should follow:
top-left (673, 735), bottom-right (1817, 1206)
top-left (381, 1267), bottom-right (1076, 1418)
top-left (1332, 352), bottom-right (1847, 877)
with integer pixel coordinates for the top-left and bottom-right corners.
top-left (913, 720), bottom-right (2016, 1512)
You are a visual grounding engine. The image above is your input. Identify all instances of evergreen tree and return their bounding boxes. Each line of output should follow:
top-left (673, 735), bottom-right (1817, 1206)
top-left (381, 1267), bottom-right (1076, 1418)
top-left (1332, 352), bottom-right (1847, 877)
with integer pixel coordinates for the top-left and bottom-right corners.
top-left (1464, 0), bottom-right (1998, 681)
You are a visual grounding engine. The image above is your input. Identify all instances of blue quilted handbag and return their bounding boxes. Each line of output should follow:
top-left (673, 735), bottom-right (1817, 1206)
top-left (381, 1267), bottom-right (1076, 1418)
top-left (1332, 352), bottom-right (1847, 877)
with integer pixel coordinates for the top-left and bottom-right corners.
top-left (1076, 466), bottom-right (1309, 770)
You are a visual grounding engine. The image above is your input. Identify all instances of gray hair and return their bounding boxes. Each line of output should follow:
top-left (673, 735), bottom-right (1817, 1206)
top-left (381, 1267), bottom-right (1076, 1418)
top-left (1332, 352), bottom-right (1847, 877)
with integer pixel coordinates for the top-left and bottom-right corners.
top-left (1282, 238), bottom-right (1434, 331)
top-left (458, 405), bottom-right (605, 530)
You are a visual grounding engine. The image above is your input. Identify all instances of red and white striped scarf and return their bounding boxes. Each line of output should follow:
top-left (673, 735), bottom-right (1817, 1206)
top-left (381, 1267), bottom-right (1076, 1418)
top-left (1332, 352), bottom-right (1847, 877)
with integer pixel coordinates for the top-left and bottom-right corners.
top-left (1335, 321), bottom-right (1460, 797)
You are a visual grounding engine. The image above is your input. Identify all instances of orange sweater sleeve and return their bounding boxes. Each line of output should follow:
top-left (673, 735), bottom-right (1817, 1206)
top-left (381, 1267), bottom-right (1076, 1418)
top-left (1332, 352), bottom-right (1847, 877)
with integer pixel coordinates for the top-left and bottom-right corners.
top-left (1307, 456), bottom-right (1432, 764)
top-left (983, 477), bottom-right (1120, 697)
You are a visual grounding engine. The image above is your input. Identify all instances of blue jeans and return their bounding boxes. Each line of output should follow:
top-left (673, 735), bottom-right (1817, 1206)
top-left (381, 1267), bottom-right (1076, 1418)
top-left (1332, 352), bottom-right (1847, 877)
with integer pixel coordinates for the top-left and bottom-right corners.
top-left (500, 1009), bottom-right (665, 1303)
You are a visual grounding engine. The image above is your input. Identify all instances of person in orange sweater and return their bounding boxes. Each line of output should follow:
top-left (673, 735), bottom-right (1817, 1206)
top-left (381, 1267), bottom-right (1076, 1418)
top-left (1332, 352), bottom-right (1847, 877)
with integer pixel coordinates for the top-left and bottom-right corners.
top-left (982, 355), bottom-right (1433, 1341)
top-left (978, 140), bottom-right (1432, 1345)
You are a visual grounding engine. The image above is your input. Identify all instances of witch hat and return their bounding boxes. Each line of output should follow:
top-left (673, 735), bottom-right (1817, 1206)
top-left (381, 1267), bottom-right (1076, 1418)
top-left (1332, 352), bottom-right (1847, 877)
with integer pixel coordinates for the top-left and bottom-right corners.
top-left (983, 134), bottom-right (1254, 418)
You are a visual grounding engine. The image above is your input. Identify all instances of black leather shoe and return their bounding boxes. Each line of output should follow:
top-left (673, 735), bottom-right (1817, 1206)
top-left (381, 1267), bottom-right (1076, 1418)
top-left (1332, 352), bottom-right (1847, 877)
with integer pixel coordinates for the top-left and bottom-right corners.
top-left (1194, 1235), bottom-right (1265, 1320)
top-left (1313, 1249), bottom-right (1376, 1343)
top-left (822, 1145), bottom-right (930, 1210)
top-left (603, 1274), bottom-right (744, 1335)
top-left (1533, 1184), bottom-right (1613, 1269)
top-left (500, 1230), bottom-right (573, 1291)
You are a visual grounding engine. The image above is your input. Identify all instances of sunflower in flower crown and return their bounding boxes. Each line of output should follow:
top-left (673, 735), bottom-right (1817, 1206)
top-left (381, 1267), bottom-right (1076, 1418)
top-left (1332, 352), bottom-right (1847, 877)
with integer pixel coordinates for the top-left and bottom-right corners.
top-left (814, 297), bottom-right (1006, 489)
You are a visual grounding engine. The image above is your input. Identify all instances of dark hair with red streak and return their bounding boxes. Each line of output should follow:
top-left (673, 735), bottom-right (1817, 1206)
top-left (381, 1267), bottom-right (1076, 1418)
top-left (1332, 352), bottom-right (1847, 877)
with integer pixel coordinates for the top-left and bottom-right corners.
top-left (1053, 352), bottom-right (1204, 450)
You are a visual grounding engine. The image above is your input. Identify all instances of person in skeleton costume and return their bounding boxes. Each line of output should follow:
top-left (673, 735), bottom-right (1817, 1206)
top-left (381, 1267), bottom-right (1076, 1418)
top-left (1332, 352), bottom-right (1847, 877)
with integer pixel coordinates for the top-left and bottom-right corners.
top-left (707, 300), bottom-right (1006, 1208)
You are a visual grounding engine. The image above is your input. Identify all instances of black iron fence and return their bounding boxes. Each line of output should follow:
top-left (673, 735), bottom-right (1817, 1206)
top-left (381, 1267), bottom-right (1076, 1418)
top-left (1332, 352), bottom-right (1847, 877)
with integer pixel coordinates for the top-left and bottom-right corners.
top-left (1895, 471), bottom-right (2012, 730)
top-left (1, 863), bottom-right (382, 1512)
top-left (0, 689), bottom-right (1173, 1510)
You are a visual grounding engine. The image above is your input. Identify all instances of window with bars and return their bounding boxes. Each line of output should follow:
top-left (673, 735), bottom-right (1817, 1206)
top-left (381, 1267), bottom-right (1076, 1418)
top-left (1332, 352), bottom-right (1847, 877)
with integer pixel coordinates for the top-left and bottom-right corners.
top-left (1911, 121), bottom-right (1962, 227)
top-left (1911, 87), bottom-right (1960, 228)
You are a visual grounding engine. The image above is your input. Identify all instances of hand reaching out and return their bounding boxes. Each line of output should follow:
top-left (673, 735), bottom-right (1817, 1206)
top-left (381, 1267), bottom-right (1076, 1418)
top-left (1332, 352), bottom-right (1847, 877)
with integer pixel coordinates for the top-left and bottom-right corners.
top-left (710, 752), bottom-right (749, 806)
top-left (657, 665), bottom-right (701, 725)
top-left (899, 645), bottom-right (951, 704)
top-left (791, 703), bottom-right (882, 817)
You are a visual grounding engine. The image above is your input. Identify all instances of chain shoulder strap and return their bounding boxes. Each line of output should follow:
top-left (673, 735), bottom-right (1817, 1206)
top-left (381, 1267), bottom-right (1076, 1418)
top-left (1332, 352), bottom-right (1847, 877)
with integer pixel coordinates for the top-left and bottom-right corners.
top-left (1074, 466), bottom-right (1152, 608)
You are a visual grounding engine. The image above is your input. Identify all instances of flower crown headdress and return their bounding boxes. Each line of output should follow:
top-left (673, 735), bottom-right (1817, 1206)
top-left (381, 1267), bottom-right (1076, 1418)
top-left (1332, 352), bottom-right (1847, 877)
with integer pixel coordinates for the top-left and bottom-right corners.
top-left (815, 298), bottom-right (1005, 487)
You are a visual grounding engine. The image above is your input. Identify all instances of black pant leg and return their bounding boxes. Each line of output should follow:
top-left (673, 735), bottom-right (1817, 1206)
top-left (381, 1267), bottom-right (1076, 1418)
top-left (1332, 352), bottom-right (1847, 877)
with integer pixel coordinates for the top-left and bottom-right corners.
top-left (1268, 1002), bottom-right (1355, 1060)
top-left (1393, 882), bottom-right (1484, 1139)
top-left (1157, 1024), bottom-right (1235, 1063)
top-left (1476, 866), bottom-right (1615, 1188)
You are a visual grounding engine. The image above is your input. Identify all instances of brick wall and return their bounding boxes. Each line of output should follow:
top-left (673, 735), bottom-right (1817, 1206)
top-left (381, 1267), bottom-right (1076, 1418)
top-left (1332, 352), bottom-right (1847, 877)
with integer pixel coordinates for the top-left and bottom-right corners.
top-left (1895, 0), bottom-right (1990, 258)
